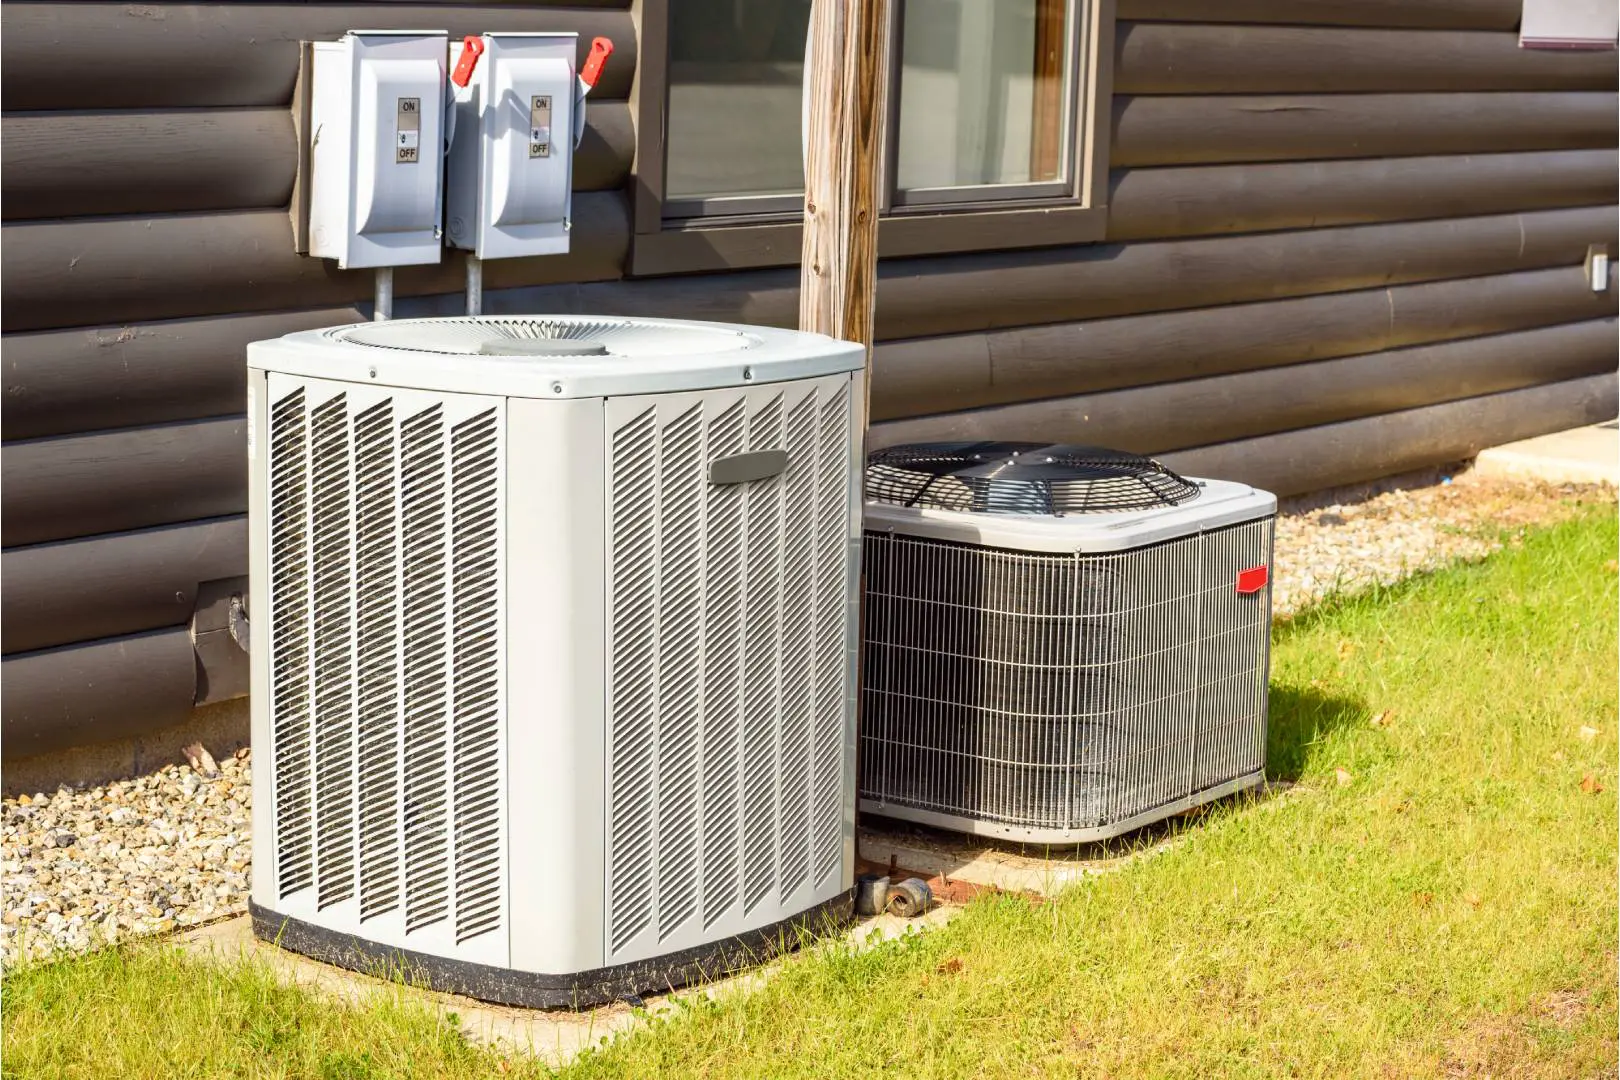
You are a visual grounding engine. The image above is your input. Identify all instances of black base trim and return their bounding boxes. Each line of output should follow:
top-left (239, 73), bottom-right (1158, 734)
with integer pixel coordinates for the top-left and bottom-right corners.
top-left (250, 890), bottom-right (856, 1010)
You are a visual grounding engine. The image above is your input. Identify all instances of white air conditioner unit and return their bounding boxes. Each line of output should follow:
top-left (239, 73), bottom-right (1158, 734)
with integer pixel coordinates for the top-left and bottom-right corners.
top-left (245, 316), bottom-right (866, 1006)
top-left (860, 443), bottom-right (1276, 844)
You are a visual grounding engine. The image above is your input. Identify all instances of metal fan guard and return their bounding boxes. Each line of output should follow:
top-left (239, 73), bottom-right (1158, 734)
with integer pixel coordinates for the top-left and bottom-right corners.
top-left (333, 316), bottom-right (759, 357)
top-left (866, 441), bottom-right (1201, 516)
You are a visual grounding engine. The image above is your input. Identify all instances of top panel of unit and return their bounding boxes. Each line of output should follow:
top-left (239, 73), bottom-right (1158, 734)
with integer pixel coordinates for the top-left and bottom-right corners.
top-left (865, 474), bottom-right (1277, 554)
top-left (868, 442), bottom-right (1205, 516)
top-left (246, 315), bottom-right (866, 399)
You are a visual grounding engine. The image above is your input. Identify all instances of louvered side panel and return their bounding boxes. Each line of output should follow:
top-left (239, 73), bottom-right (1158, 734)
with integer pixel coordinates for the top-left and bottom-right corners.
top-left (740, 394), bottom-right (785, 913)
top-left (261, 377), bottom-right (508, 966)
top-left (401, 405), bottom-right (451, 935)
top-left (776, 391), bottom-right (819, 901)
top-left (451, 408), bottom-right (504, 944)
top-left (270, 389), bottom-right (314, 899)
top-left (701, 400), bottom-right (747, 927)
top-left (604, 377), bottom-right (858, 964)
top-left (608, 408), bottom-right (660, 955)
top-left (311, 394), bottom-right (356, 909)
top-left (811, 383), bottom-right (852, 885)
top-left (657, 405), bottom-right (704, 940)
top-left (353, 400), bottom-right (401, 921)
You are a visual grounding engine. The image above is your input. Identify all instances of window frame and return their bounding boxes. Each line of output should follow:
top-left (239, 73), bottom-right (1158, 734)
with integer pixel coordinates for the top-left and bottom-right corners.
top-left (885, 0), bottom-right (1080, 208)
top-left (629, 0), bottom-right (1115, 276)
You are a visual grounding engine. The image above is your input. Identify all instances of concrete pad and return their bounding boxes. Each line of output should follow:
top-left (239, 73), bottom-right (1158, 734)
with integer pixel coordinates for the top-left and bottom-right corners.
top-left (180, 915), bottom-right (633, 1065)
top-left (1471, 422), bottom-right (1618, 487)
top-left (180, 902), bottom-right (961, 1068)
top-left (858, 824), bottom-right (1145, 897)
top-left (856, 782), bottom-right (1297, 899)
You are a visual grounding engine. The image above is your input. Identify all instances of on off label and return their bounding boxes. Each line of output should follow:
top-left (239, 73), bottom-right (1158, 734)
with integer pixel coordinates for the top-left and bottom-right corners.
top-left (396, 96), bottom-right (421, 163)
top-left (528, 95), bottom-right (552, 158)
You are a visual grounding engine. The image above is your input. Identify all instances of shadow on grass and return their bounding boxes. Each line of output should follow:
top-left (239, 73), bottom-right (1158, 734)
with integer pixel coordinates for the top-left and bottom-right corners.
top-left (1266, 681), bottom-right (1369, 783)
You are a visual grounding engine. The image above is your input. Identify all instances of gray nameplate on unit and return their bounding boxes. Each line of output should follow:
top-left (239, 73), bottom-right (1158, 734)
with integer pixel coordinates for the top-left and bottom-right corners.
top-left (396, 96), bottom-right (421, 163)
top-left (710, 449), bottom-right (789, 485)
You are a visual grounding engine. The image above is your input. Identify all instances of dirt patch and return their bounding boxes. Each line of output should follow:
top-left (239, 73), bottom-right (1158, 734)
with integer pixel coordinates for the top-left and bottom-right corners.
top-left (1529, 989), bottom-right (1591, 1031)
top-left (1435, 992), bottom-right (1598, 1080)
top-left (1439, 1013), bottom-right (1543, 1079)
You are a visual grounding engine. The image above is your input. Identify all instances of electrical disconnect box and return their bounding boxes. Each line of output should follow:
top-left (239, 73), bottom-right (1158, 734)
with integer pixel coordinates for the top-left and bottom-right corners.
top-left (446, 33), bottom-right (611, 260)
top-left (308, 30), bottom-right (448, 270)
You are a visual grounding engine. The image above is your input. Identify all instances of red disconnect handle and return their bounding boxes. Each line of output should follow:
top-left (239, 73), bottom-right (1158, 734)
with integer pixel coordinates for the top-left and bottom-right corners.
top-left (1236, 565), bottom-right (1270, 595)
top-left (450, 35), bottom-right (485, 88)
top-left (581, 36), bottom-right (613, 90)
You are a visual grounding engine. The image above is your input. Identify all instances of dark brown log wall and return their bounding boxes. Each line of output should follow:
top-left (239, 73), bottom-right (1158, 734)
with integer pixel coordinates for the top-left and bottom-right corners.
top-left (1161, 374), bottom-right (1619, 496)
top-left (1111, 93), bottom-right (1617, 167)
top-left (1, 103), bottom-right (634, 220)
top-left (0, 4), bottom-right (636, 110)
top-left (1115, 0), bottom-right (1524, 29)
top-left (1114, 24), bottom-right (1615, 94)
top-left (3, 518), bottom-right (246, 655)
top-left (3, 0), bottom-right (1616, 758)
top-left (869, 319), bottom-right (1618, 451)
top-left (1, 0), bottom-right (642, 757)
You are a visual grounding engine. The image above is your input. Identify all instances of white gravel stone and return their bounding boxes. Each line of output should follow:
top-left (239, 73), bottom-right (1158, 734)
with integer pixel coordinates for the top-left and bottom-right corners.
top-left (2, 472), bottom-right (1610, 965)
top-left (2, 748), bottom-right (251, 965)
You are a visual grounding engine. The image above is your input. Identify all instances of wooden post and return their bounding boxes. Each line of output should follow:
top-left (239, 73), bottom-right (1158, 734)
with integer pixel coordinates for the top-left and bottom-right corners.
top-left (801, 0), bottom-right (887, 845)
top-left (800, 0), bottom-right (888, 392)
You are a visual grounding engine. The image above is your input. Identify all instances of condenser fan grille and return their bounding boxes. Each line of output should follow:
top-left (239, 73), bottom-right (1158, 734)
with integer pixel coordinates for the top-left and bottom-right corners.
top-left (334, 317), bottom-right (758, 358)
top-left (867, 441), bottom-right (1200, 515)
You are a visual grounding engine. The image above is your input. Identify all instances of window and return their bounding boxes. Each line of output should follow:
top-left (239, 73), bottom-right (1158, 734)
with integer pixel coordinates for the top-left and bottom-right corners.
top-left (632, 0), bottom-right (1114, 274)
top-left (1519, 0), bottom-right (1618, 49)
top-left (664, 0), bottom-right (813, 214)
top-left (892, 0), bottom-right (1074, 203)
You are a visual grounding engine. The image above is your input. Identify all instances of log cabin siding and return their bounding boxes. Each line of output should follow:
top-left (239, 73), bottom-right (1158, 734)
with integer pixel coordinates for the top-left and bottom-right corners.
top-left (1, 102), bottom-right (634, 220)
top-left (1115, 0), bottom-right (1525, 29)
top-left (1160, 374), bottom-right (1619, 499)
top-left (2, 0), bottom-right (1615, 757)
top-left (1111, 93), bottom-right (1618, 167)
top-left (1114, 24), bottom-right (1616, 94)
top-left (869, 318), bottom-right (1618, 451)
top-left (2, 517), bottom-right (247, 656)
top-left (12, 265), bottom-right (1613, 444)
top-left (4, 630), bottom-right (202, 758)
top-left (0, 195), bottom-right (632, 332)
top-left (0, 4), bottom-right (637, 110)
top-left (3, 417), bottom-right (247, 548)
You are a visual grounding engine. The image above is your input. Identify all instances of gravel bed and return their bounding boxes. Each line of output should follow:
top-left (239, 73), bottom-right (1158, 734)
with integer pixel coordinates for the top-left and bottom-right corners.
top-left (1271, 470), bottom-right (1611, 615)
top-left (2, 749), bottom-right (250, 965)
top-left (2, 470), bottom-right (1610, 965)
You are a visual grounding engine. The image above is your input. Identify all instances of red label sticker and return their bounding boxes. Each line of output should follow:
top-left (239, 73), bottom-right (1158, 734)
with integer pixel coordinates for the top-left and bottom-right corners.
top-left (1236, 565), bottom-right (1269, 594)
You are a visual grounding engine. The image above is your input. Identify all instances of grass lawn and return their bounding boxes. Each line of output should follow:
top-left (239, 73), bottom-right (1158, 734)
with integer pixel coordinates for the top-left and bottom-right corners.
top-left (5, 505), bottom-right (1615, 1079)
